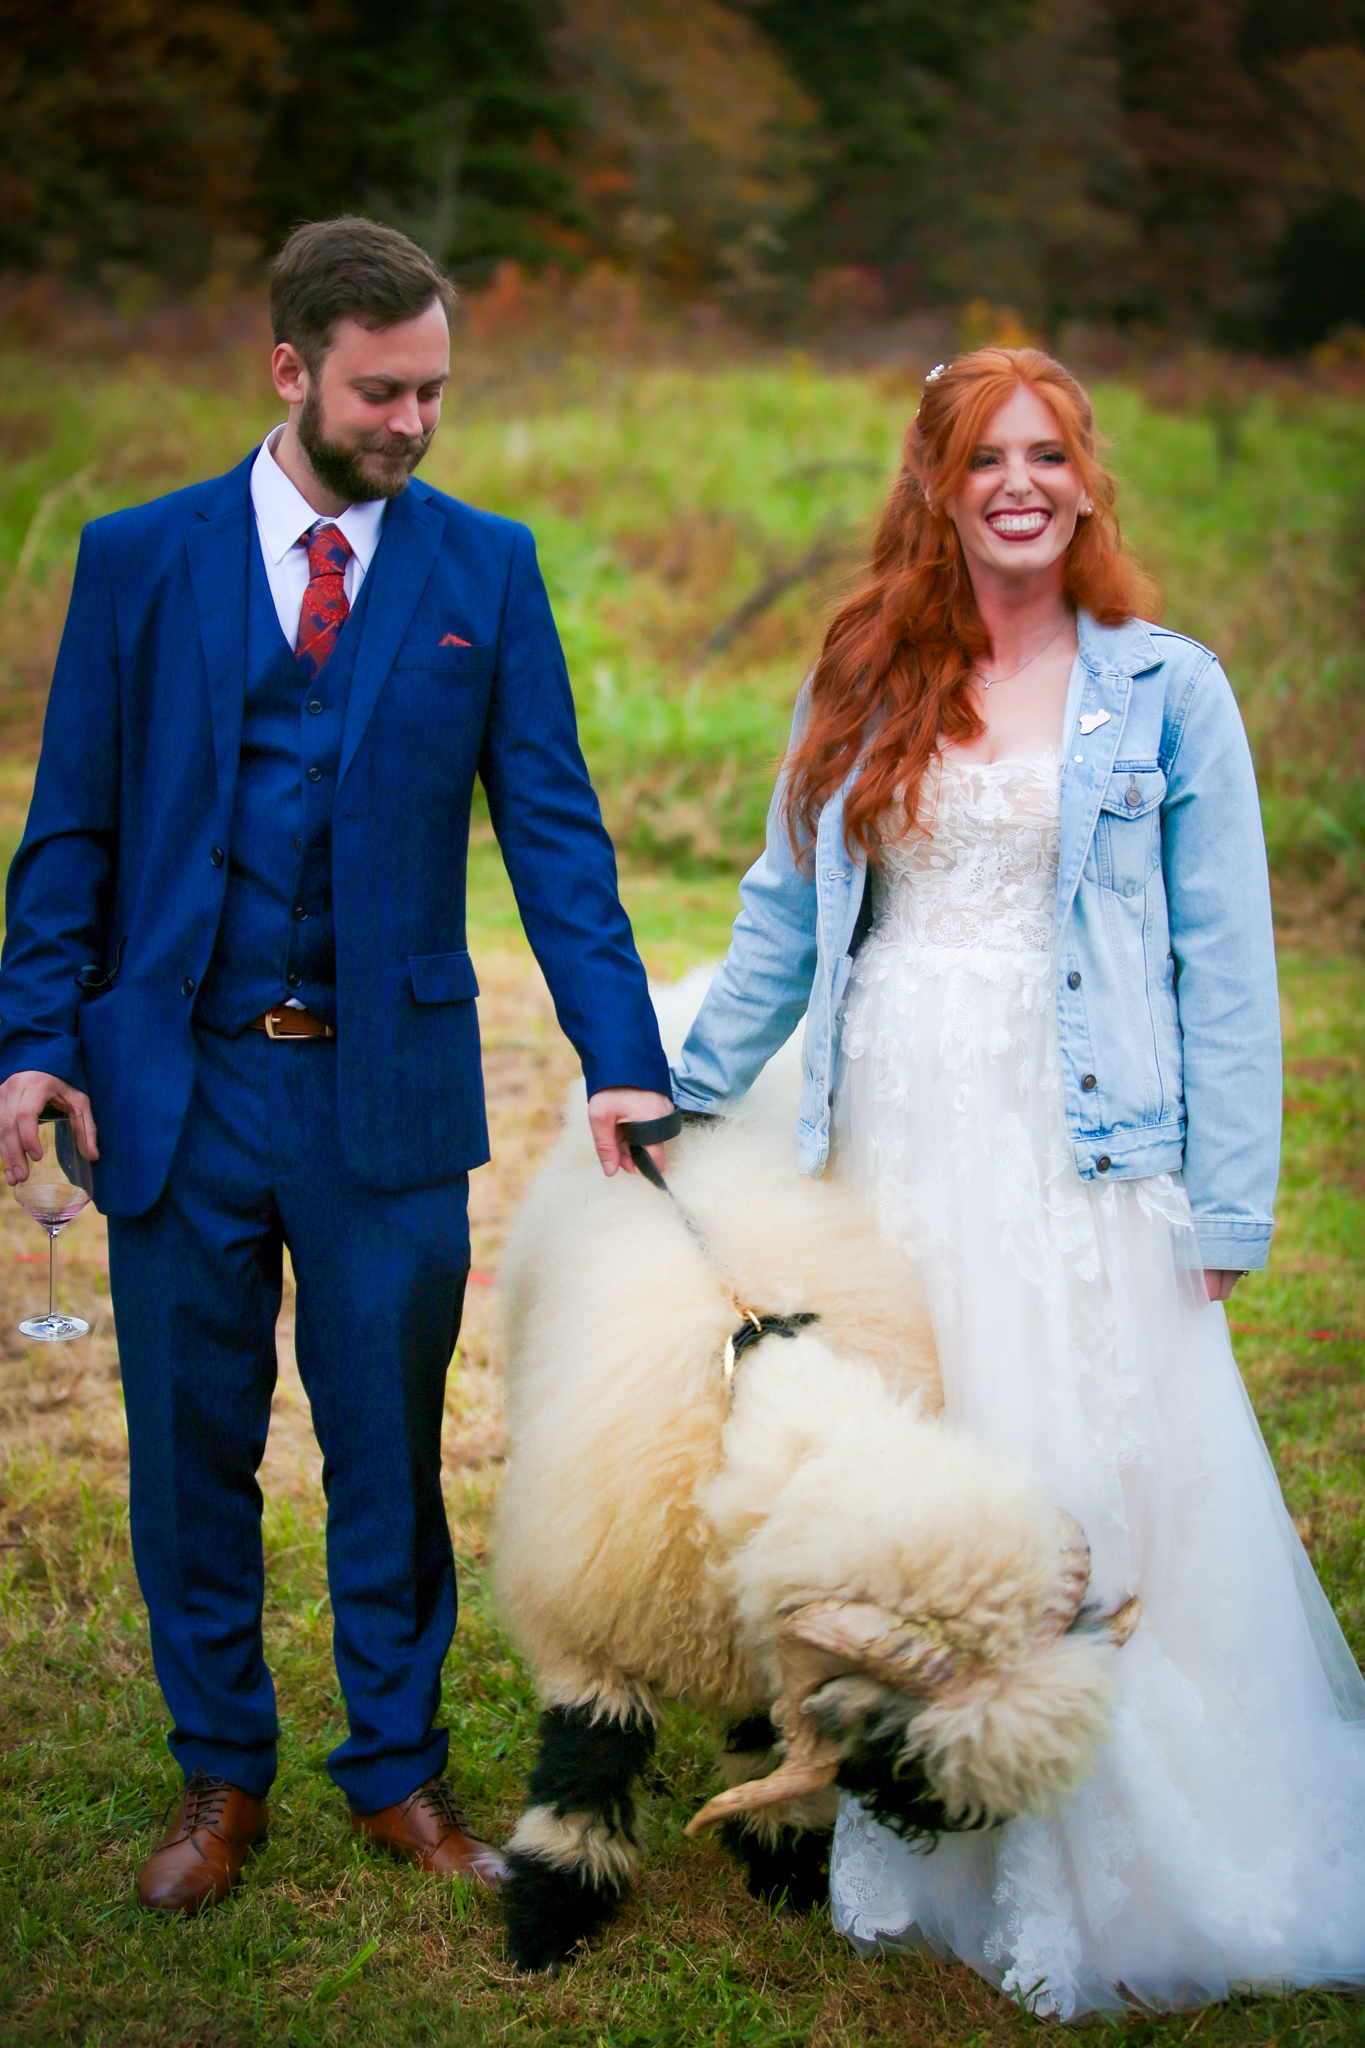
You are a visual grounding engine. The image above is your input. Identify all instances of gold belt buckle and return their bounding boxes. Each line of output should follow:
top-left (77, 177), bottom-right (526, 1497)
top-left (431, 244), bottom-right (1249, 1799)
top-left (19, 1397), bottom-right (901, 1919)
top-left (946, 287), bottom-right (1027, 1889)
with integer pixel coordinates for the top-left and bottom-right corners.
top-left (263, 1007), bottom-right (289, 1040)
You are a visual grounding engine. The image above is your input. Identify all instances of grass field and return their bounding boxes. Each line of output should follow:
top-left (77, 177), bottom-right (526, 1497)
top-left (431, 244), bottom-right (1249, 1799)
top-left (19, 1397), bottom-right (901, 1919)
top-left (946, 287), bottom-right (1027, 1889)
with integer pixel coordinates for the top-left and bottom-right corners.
top-left (3, 330), bottom-right (1364, 882)
top-left (0, 331), bottom-right (1362, 2043)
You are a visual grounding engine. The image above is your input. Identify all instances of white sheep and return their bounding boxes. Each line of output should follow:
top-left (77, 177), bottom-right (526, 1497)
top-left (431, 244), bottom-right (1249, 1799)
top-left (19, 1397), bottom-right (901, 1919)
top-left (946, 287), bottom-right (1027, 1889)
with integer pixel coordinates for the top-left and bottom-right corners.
top-left (493, 990), bottom-right (1136, 1970)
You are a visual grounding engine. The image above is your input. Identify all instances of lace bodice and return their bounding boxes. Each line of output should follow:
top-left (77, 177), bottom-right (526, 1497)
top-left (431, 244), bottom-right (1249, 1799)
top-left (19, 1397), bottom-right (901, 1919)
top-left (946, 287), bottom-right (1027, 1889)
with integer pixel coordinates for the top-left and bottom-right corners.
top-left (874, 748), bottom-right (1061, 971)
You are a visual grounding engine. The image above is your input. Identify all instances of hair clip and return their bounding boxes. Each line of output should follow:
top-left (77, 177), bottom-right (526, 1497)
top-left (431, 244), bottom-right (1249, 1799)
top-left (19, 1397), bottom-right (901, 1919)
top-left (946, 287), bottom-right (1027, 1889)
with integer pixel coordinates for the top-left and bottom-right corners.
top-left (924, 362), bottom-right (948, 385)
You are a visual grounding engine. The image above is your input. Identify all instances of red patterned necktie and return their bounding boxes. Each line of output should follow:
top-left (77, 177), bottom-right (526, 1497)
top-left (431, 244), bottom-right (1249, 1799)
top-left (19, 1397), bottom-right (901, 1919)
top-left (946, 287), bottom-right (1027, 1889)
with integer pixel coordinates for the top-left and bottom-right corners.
top-left (294, 523), bottom-right (353, 679)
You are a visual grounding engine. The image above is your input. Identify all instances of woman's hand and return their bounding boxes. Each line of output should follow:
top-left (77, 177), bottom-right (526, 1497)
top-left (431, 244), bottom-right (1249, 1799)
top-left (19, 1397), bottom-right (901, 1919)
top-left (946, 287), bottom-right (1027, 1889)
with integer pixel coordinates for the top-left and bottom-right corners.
top-left (1203, 1269), bottom-right (1244, 1304)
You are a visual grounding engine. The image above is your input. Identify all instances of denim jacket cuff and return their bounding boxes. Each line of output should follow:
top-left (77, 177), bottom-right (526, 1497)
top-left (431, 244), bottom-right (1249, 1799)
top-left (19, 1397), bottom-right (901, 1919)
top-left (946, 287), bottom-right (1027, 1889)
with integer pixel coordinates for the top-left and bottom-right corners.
top-left (669, 1074), bottom-right (728, 1115)
top-left (1190, 1217), bottom-right (1273, 1271)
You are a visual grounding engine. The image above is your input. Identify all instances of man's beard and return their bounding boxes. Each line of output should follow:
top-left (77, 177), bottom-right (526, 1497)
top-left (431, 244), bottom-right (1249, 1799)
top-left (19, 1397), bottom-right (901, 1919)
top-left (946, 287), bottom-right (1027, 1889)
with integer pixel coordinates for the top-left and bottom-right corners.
top-left (298, 386), bottom-right (434, 504)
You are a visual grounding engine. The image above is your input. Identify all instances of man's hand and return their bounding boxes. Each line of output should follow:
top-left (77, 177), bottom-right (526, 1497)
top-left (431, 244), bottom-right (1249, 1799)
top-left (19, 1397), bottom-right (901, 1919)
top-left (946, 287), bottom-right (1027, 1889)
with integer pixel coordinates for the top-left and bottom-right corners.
top-left (586, 1088), bottom-right (676, 1178)
top-left (1203, 1269), bottom-right (1244, 1304)
top-left (0, 1072), bottom-right (99, 1185)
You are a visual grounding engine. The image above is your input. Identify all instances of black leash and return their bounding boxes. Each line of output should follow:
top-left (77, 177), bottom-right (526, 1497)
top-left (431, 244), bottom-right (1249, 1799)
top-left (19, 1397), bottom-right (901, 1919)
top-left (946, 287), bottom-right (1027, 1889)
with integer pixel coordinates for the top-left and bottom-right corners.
top-left (619, 1111), bottom-right (683, 1192)
top-left (618, 1112), bottom-right (820, 1378)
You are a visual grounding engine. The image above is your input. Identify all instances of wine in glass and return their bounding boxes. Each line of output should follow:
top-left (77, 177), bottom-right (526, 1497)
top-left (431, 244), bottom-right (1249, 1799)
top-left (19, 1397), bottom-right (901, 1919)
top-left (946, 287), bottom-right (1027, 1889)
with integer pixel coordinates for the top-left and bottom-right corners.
top-left (12, 1109), bottom-right (94, 1341)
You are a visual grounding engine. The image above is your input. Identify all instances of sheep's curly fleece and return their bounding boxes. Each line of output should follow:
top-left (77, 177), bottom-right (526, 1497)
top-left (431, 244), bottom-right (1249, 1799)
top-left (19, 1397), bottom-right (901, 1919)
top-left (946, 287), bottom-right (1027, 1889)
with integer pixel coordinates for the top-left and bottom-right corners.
top-left (494, 1027), bottom-right (1118, 1827)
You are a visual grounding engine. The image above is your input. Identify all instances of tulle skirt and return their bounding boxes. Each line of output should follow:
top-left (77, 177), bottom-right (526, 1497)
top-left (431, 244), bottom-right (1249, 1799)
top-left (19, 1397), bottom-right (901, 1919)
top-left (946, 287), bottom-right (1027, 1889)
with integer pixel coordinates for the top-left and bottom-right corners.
top-left (827, 936), bottom-right (1365, 2019)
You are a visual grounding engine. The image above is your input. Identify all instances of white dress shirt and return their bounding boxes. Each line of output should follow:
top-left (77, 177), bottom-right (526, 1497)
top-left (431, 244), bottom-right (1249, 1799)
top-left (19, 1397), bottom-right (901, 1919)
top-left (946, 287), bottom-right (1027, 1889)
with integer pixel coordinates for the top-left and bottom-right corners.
top-left (249, 426), bottom-right (387, 649)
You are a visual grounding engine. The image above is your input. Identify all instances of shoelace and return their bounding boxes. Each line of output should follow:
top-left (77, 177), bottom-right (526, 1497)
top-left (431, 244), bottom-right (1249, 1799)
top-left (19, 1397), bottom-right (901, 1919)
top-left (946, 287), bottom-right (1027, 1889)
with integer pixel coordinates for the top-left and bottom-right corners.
top-left (179, 1771), bottom-right (232, 1835)
top-left (406, 1777), bottom-right (469, 1834)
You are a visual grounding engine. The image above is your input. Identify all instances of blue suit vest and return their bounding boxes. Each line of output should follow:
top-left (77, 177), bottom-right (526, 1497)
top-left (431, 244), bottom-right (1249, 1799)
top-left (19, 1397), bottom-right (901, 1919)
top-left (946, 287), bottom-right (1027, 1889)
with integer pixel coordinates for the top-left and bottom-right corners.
top-left (196, 534), bottom-right (369, 1032)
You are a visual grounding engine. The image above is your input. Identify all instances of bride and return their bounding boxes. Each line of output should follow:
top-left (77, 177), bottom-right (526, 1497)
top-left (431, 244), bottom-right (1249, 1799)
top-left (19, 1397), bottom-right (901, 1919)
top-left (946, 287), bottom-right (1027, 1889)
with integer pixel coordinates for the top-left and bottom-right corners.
top-left (669, 347), bottom-right (1365, 2018)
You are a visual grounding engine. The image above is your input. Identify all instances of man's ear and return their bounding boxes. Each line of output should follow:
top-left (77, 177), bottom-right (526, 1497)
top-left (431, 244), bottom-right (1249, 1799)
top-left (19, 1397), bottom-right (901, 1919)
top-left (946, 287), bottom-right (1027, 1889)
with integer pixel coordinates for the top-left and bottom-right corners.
top-left (271, 342), bottom-right (309, 408)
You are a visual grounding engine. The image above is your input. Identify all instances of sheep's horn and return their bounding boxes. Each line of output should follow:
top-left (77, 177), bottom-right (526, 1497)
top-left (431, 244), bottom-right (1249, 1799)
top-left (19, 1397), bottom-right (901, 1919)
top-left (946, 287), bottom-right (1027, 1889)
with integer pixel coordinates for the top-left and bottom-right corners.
top-left (684, 1600), bottom-right (955, 1838)
top-left (1037, 1512), bottom-right (1093, 1644)
top-left (1102, 1594), bottom-right (1141, 1646)
top-left (682, 1716), bottom-right (843, 1837)
top-left (773, 1598), bottom-right (960, 1696)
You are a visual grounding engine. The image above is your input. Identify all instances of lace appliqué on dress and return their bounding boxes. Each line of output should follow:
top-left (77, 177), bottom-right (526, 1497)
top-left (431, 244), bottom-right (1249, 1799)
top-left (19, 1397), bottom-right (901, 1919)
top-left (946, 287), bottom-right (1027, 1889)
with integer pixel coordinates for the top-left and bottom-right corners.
top-left (827, 748), bottom-right (1365, 2015)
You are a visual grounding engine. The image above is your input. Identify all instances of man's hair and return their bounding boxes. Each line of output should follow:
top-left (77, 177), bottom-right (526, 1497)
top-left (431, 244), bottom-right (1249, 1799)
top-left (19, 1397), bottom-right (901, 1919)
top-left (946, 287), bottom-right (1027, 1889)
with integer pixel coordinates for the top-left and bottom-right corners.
top-left (269, 216), bottom-right (458, 374)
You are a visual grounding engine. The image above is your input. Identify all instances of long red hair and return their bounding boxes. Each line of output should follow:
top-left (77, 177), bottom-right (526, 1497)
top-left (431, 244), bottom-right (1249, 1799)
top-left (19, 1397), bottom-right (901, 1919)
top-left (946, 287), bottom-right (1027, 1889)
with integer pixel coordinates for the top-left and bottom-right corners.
top-left (783, 347), bottom-right (1161, 860)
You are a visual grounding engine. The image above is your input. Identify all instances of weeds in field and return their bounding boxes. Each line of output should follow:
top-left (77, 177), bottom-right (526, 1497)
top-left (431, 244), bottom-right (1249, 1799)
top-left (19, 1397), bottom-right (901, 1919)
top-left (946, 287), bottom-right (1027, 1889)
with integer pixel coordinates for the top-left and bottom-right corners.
top-left (1, 343), bottom-right (1362, 895)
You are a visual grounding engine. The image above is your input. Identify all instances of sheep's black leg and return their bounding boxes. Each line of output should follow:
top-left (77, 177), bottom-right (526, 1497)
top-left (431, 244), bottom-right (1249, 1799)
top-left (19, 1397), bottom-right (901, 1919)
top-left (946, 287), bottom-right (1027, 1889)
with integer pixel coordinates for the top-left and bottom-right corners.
top-left (719, 1818), bottom-right (832, 1913)
top-left (504, 1705), bottom-right (655, 1971)
top-left (716, 1715), bottom-right (832, 1916)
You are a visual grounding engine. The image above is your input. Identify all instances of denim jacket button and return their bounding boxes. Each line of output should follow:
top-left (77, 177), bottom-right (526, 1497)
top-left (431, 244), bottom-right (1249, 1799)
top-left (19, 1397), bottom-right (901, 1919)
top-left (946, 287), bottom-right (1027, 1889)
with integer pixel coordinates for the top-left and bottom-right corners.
top-left (1096, 1154), bottom-right (1111, 1172)
top-left (1067, 969), bottom-right (1081, 988)
top-left (1082, 1072), bottom-right (1097, 1091)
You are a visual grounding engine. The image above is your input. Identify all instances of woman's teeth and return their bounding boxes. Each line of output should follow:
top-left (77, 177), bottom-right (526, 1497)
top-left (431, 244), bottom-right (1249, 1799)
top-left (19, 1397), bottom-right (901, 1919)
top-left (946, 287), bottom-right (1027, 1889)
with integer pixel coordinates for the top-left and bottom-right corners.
top-left (988, 510), bottom-right (1051, 538)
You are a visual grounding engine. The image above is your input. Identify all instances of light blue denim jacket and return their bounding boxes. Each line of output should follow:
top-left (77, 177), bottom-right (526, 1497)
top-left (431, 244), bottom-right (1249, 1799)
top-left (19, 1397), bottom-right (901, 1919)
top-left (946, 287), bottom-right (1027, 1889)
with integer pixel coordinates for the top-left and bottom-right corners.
top-left (671, 612), bottom-right (1281, 1271)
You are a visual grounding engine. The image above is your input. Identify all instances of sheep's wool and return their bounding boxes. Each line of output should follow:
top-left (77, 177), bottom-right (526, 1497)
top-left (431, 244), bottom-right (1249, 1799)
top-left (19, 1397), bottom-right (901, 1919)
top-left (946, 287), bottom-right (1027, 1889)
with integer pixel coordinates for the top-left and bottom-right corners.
top-left (497, 1055), bottom-right (1123, 1836)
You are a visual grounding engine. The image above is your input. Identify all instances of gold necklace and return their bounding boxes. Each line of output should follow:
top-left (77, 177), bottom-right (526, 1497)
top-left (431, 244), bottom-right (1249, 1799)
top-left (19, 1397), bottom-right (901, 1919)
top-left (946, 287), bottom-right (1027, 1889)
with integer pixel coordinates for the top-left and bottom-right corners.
top-left (974, 617), bottom-right (1070, 690)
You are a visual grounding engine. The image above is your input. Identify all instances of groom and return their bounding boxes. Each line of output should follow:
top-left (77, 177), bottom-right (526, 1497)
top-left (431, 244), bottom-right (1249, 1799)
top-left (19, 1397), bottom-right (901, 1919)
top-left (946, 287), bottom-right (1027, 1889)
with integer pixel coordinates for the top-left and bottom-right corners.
top-left (0, 216), bottom-right (673, 1912)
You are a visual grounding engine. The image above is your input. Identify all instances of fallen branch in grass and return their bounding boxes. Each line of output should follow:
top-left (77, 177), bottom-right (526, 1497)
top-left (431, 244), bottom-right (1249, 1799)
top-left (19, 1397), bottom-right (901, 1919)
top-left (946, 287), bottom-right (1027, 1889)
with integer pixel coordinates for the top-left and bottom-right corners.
top-left (1229, 1322), bottom-right (1357, 1341)
top-left (691, 527), bottom-right (860, 668)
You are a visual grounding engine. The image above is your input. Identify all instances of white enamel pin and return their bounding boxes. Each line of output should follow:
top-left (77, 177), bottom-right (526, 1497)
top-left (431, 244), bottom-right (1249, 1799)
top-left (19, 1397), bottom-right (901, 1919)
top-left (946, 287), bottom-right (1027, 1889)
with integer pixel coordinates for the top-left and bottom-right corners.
top-left (1078, 710), bottom-right (1112, 735)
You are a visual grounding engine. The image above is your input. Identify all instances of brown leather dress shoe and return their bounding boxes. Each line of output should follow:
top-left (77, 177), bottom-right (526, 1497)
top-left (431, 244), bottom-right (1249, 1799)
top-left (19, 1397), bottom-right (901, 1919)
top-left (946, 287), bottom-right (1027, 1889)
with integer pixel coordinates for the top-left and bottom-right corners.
top-left (137, 1772), bottom-right (269, 1914)
top-left (352, 1776), bottom-right (509, 1888)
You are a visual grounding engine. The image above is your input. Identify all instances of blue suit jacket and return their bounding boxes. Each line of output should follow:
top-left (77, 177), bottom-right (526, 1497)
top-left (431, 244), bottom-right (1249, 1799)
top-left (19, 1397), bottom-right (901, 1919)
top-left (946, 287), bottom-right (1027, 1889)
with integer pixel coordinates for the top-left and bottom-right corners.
top-left (0, 453), bottom-right (670, 1216)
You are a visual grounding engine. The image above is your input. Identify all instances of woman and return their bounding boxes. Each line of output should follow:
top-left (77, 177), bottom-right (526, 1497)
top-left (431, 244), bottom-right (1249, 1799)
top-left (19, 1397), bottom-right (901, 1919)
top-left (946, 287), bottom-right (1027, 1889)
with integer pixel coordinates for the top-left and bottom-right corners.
top-left (670, 349), bottom-right (1365, 2018)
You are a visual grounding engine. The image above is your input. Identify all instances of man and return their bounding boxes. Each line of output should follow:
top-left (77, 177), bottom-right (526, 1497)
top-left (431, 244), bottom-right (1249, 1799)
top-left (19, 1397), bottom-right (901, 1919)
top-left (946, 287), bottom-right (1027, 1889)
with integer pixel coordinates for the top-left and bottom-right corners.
top-left (0, 216), bottom-right (673, 1913)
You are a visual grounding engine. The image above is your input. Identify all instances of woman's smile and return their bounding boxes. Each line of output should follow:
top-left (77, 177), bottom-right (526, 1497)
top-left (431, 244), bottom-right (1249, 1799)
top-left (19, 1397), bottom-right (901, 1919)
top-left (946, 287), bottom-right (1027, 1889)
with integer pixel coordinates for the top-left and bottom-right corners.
top-left (985, 506), bottom-right (1052, 541)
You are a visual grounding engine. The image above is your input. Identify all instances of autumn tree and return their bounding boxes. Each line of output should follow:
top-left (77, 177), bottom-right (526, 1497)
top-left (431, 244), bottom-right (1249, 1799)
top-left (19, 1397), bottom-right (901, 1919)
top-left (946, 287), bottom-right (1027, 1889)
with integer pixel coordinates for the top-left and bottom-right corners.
top-left (556, 0), bottom-right (814, 301)
top-left (743, 0), bottom-right (1030, 289)
top-left (255, 0), bottom-right (582, 277)
top-left (0, 0), bottom-right (579, 287)
top-left (0, 0), bottom-right (281, 286)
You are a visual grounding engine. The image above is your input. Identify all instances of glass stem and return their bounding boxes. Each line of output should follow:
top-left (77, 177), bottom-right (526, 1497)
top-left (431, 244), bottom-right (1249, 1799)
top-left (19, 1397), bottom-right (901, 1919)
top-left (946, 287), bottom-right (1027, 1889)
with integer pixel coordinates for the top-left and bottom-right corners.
top-left (47, 1229), bottom-right (55, 1322)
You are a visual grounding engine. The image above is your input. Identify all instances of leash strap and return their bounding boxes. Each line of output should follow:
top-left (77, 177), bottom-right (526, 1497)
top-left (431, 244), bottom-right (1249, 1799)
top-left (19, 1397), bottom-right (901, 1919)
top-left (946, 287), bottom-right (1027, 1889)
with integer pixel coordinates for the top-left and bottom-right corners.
top-left (620, 1111), bottom-right (682, 1192)
top-left (618, 1112), bottom-right (821, 1381)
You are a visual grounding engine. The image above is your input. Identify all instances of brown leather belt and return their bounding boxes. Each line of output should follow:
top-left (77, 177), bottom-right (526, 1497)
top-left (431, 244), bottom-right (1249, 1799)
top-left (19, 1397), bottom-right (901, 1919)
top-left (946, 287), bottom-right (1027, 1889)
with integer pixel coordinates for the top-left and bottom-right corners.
top-left (248, 1006), bottom-right (335, 1040)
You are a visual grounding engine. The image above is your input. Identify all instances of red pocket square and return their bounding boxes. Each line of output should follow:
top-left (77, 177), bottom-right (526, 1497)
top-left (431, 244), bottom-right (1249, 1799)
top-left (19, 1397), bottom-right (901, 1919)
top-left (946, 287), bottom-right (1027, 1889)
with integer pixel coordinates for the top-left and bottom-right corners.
top-left (439, 632), bottom-right (471, 647)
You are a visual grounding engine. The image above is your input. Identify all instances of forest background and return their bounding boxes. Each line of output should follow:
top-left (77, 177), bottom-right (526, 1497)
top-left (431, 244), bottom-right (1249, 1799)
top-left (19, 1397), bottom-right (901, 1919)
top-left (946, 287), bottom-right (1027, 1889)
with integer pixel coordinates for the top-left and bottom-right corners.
top-left (1, 3), bottom-right (1364, 2043)
top-left (6, 0), bottom-right (1365, 347)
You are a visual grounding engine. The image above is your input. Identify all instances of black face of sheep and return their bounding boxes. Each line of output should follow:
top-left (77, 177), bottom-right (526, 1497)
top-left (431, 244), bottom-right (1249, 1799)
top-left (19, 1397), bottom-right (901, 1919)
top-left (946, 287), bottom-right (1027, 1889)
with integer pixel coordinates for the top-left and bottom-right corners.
top-left (493, 1104), bottom-right (1141, 1974)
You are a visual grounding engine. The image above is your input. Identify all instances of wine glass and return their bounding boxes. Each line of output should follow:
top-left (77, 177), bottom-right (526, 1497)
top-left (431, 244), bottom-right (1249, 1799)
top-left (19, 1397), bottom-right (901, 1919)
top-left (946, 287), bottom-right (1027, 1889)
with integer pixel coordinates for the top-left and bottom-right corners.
top-left (12, 1109), bottom-right (94, 1342)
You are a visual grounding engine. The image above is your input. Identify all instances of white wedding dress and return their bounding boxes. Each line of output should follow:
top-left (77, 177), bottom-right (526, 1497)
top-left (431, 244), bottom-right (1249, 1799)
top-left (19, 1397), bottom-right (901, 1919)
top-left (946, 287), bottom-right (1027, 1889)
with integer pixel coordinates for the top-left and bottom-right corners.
top-left (826, 747), bottom-right (1365, 2019)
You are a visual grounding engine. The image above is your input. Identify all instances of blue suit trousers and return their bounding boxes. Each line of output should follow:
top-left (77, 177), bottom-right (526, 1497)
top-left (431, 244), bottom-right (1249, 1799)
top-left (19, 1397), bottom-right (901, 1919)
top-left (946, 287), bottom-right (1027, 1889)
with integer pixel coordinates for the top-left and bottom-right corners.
top-left (107, 1024), bottom-right (470, 1811)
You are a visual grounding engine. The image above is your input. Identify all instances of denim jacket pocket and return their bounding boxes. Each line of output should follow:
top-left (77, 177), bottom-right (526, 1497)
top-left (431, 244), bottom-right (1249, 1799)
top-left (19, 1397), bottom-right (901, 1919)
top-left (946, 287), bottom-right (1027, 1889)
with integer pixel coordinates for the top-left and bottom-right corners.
top-left (1096, 763), bottom-right (1167, 896)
